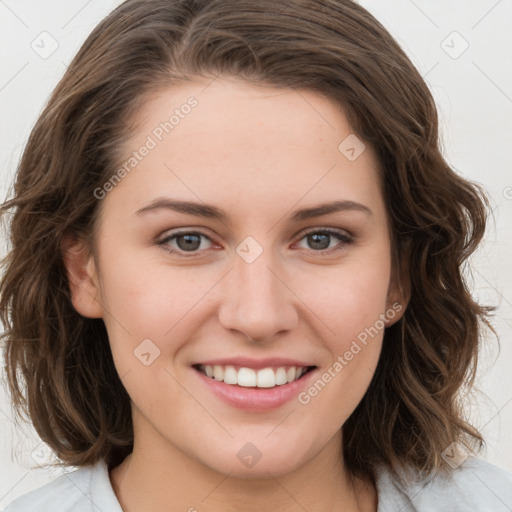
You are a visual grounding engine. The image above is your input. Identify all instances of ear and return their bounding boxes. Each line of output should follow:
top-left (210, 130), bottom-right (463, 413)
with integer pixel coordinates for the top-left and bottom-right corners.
top-left (384, 247), bottom-right (411, 327)
top-left (61, 235), bottom-right (103, 318)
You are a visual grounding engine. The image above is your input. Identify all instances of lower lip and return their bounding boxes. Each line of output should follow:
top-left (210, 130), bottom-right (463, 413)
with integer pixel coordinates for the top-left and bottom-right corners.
top-left (193, 367), bottom-right (317, 411)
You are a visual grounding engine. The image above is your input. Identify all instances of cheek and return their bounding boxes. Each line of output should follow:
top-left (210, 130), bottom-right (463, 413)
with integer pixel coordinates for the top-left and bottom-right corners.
top-left (302, 255), bottom-right (392, 341)
top-left (96, 246), bottom-right (226, 381)
top-left (296, 256), bottom-right (390, 402)
top-left (93, 246), bottom-right (176, 368)
top-left (295, 267), bottom-right (389, 431)
top-left (99, 247), bottom-right (203, 332)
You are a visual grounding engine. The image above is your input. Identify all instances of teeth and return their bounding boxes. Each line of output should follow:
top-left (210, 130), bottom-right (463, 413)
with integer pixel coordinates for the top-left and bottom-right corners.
top-left (275, 367), bottom-right (288, 385)
top-left (239, 367), bottom-right (257, 387)
top-left (287, 367), bottom-right (296, 382)
top-left (213, 365), bottom-right (224, 381)
top-left (256, 368), bottom-right (275, 388)
top-left (223, 365), bottom-right (238, 384)
top-left (200, 364), bottom-right (310, 388)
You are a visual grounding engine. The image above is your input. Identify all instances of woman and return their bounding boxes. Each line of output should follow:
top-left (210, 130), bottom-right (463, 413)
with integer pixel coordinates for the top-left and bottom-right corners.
top-left (1, 1), bottom-right (511, 510)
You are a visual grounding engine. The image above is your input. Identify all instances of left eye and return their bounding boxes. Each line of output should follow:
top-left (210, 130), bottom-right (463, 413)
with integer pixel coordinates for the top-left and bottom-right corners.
top-left (158, 228), bottom-right (352, 256)
top-left (294, 229), bottom-right (353, 253)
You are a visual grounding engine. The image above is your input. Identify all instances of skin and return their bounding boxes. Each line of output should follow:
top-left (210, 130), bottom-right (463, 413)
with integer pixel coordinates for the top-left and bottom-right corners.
top-left (64, 76), bottom-right (406, 512)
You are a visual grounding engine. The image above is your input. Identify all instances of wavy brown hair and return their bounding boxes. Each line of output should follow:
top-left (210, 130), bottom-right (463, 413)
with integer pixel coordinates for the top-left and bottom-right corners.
top-left (0, 0), bottom-right (494, 481)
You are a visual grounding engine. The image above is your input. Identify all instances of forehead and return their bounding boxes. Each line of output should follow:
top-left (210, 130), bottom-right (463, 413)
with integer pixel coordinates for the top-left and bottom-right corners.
top-left (101, 77), bottom-right (385, 227)
top-left (131, 76), bottom-right (359, 153)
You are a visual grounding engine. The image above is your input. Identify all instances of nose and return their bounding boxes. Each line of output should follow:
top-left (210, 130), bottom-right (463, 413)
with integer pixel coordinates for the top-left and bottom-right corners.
top-left (218, 243), bottom-right (299, 343)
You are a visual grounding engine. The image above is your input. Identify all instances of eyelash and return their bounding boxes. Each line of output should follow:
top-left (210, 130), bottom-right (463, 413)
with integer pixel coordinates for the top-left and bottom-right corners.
top-left (157, 228), bottom-right (353, 257)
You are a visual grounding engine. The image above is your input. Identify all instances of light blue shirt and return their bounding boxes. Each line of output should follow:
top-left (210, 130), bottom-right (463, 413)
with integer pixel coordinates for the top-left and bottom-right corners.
top-left (3, 457), bottom-right (512, 511)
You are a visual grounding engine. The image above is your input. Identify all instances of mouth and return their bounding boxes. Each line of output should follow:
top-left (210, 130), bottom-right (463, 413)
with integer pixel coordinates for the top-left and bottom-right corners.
top-left (192, 363), bottom-right (316, 389)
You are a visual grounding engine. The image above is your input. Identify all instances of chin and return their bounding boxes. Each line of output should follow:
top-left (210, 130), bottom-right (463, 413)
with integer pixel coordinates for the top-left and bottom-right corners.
top-left (197, 443), bottom-right (308, 479)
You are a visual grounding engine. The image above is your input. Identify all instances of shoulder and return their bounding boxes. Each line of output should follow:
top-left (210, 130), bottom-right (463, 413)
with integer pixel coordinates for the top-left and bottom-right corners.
top-left (3, 460), bottom-right (123, 512)
top-left (376, 457), bottom-right (512, 512)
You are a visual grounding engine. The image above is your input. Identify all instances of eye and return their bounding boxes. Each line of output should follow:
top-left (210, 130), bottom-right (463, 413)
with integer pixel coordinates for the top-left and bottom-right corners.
top-left (158, 230), bottom-right (215, 256)
top-left (294, 228), bottom-right (353, 254)
top-left (158, 228), bottom-right (353, 257)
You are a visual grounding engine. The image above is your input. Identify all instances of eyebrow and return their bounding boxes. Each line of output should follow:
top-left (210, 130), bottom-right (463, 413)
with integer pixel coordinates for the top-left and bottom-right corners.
top-left (134, 197), bottom-right (373, 222)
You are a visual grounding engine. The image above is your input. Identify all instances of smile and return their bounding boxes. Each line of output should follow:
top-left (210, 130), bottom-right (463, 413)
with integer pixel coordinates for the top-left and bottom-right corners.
top-left (194, 364), bottom-right (315, 388)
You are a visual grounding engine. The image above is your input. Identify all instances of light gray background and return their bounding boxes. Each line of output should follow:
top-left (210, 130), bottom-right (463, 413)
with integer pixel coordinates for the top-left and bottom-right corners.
top-left (1, 0), bottom-right (511, 507)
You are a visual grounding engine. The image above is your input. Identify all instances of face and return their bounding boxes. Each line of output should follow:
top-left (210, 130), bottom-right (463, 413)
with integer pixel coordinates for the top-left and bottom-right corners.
top-left (67, 76), bottom-right (404, 477)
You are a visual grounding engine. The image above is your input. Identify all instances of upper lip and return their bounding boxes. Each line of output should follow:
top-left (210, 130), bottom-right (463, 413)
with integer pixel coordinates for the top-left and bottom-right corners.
top-left (192, 357), bottom-right (316, 370)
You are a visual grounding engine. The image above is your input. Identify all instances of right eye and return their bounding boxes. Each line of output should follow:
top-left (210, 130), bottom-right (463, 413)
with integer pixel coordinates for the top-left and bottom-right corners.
top-left (158, 230), bottom-right (215, 257)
